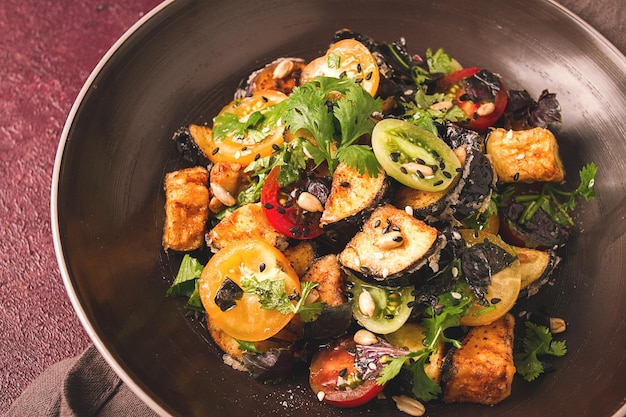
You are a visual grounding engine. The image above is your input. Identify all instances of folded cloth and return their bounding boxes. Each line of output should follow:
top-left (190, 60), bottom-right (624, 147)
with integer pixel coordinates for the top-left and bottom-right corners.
top-left (6, 345), bottom-right (158, 417)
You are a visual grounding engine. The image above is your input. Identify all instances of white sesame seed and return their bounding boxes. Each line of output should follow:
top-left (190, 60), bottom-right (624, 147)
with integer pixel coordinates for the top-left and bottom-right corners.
top-left (405, 205), bottom-right (414, 216)
top-left (451, 291), bottom-right (462, 300)
top-left (317, 391), bottom-right (325, 401)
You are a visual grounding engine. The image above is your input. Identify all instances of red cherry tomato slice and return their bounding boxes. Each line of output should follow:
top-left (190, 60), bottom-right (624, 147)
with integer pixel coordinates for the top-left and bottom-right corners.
top-left (261, 166), bottom-right (324, 240)
top-left (437, 67), bottom-right (508, 132)
top-left (309, 336), bottom-right (384, 408)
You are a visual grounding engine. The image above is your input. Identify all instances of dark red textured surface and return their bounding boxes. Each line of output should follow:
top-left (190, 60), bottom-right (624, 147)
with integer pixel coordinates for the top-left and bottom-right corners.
top-left (0, 1), bottom-right (161, 414)
top-left (0, 0), bottom-right (623, 415)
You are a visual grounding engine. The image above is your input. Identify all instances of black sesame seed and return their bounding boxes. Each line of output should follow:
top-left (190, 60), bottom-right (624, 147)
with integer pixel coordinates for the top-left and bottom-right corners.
top-left (277, 207), bottom-right (286, 214)
top-left (439, 161), bottom-right (446, 170)
top-left (272, 143), bottom-right (281, 151)
top-left (365, 71), bottom-right (373, 80)
top-left (289, 226), bottom-right (299, 233)
top-left (407, 301), bottom-right (415, 308)
top-left (513, 172), bottom-right (520, 181)
top-left (416, 170), bottom-right (425, 179)
top-left (415, 158), bottom-right (426, 165)
top-left (491, 297), bottom-right (501, 304)
top-left (456, 167), bottom-right (463, 172)
top-left (355, 78), bottom-right (363, 84)
top-left (262, 95), bottom-right (269, 102)
top-left (472, 112), bottom-right (478, 120)
top-left (345, 281), bottom-right (354, 289)
top-left (211, 147), bottom-right (220, 155)
top-left (392, 235), bottom-right (403, 242)
top-left (357, 63), bottom-right (362, 73)
top-left (374, 219), bottom-right (381, 228)
top-left (433, 180), bottom-right (444, 186)
top-left (443, 171), bottom-right (452, 179)
top-left (259, 263), bottom-right (266, 272)
top-left (263, 202), bottom-right (274, 210)
top-left (254, 153), bottom-right (261, 161)
top-left (400, 166), bottom-right (408, 174)
top-left (339, 71), bottom-right (347, 78)
top-left (241, 146), bottom-right (247, 151)
top-left (340, 181), bottom-right (350, 187)
top-left (391, 225), bottom-right (400, 232)
top-left (346, 291), bottom-right (354, 299)
top-left (384, 314), bottom-right (395, 320)
top-left (339, 368), bottom-right (348, 377)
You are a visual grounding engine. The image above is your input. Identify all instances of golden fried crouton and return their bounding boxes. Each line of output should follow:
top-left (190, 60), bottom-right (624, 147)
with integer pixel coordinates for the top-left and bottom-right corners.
top-left (162, 166), bottom-right (209, 251)
top-left (206, 203), bottom-right (288, 253)
top-left (486, 127), bottom-right (565, 183)
top-left (442, 313), bottom-right (516, 405)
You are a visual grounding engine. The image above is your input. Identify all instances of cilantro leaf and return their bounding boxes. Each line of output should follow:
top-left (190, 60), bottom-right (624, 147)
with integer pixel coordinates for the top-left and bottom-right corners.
top-left (514, 321), bottom-right (567, 382)
top-left (376, 282), bottom-right (472, 401)
top-left (283, 76), bottom-right (382, 176)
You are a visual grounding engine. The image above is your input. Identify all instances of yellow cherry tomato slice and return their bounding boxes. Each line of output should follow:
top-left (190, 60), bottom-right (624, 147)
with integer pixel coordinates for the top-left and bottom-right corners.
top-left (192, 90), bottom-right (287, 166)
top-left (459, 230), bottom-right (521, 326)
top-left (301, 39), bottom-right (380, 96)
top-left (199, 239), bottom-right (300, 341)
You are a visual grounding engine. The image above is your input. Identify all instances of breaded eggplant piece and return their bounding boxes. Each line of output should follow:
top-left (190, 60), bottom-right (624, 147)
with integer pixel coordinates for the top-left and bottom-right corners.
top-left (516, 246), bottom-right (560, 298)
top-left (301, 254), bottom-right (347, 307)
top-left (206, 203), bottom-right (288, 253)
top-left (320, 162), bottom-right (389, 245)
top-left (162, 166), bottom-right (210, 252)
top-left (338, 204), bottom-right (442, 286)
top-left (486, 127), bottom-right (565, 183)
top-left (282, 241), bottom-right (317, 278)
top-left (441, 313), bottom-right (516, 405)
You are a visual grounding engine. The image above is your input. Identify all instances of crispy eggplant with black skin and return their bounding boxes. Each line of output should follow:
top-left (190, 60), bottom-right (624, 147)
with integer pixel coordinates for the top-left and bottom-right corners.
top-left (301, 254), bottom-right (353, 340)
top-left (441, 313), bottom-right (516, 405)
top-left (500, 201), bottom-right (570, 249)
top-left (338, 204), bottom-right (445, 287)
top-left (516, 246), bottom-right (560, 298)
top-left (396, 124), bottom-right (494, 226)
top-left (320, 162), bottom-right (390, 249)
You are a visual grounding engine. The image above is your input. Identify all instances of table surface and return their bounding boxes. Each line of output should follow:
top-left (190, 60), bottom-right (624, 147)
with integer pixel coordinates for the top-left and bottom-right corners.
top-left (1, 0), bottom-right (624, 414)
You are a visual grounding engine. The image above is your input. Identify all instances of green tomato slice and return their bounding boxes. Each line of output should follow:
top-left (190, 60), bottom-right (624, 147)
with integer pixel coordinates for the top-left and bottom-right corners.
top-left (349, 276), bottom-right (414, 334)
top-left (372, 119), bottom-right (461, 192)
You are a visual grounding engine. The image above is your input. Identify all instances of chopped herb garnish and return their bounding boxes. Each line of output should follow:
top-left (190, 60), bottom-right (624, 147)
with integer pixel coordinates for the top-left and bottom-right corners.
top-left (511, 163), bottom-right (598, 227)
top-left (240, 276), bottom-right (324, 322)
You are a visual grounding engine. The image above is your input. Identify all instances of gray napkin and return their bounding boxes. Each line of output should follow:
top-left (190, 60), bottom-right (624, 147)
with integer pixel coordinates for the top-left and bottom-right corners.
top-left (6, 345), bottom-right (157, 417)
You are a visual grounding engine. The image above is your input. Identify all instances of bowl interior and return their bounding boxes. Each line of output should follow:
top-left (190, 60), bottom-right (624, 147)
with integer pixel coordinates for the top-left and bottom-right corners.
top-left (54, 0), bottom-right (626, 416)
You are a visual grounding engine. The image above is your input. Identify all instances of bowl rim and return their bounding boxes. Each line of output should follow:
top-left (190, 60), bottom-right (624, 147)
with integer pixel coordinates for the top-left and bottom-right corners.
top-left (50, 1), bottom-right (626, 416)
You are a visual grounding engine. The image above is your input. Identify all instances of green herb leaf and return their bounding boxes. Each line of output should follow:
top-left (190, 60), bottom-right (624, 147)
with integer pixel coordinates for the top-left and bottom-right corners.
top-left (282, 76), bottom-right (382, 176)
top-left (240, 276), bottom-right (324, 321)
top-left (514, 321), bottom-right (567, 382)
top-left (376, 281), bottom-right (472, 401)
top-left (236, 339), bottom-right (259, 353)
top-left (166, 254), bottom-right (204, 297)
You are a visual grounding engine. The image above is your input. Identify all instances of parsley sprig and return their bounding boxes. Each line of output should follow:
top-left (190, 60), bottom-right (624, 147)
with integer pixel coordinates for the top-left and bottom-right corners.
top-left (376, 283), bottom-right (473, 401)
top-left (283, 76), bottom-right (382, 176)
top-left (514, 321), bottom-right (567, 381)
top-left (240, 276), bottom-right (324, 322)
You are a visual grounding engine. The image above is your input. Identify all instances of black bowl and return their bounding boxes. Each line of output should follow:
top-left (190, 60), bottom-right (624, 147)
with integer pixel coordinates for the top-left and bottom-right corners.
top-left (52, 0), bottom-right (626, 416)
